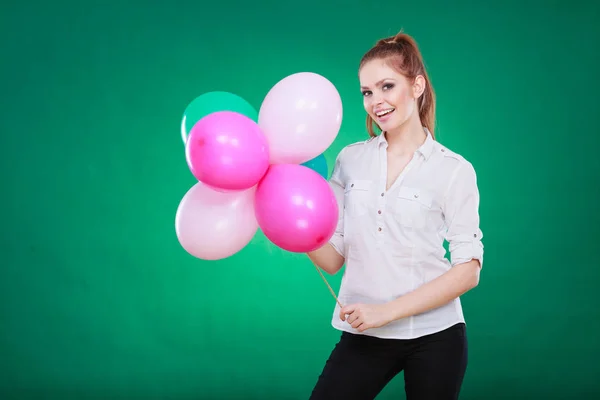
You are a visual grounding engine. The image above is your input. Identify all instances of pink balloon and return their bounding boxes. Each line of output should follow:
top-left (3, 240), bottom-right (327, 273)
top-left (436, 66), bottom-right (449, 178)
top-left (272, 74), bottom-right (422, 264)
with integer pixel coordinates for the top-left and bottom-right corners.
top-left (258, 72), bottom-right (343, 165)
top-left (175, 182), bottom-right (258, 260)
top-left (255, 164), bottom-right (338, 253)
top-left (185, 111), bottom-right (269, 191)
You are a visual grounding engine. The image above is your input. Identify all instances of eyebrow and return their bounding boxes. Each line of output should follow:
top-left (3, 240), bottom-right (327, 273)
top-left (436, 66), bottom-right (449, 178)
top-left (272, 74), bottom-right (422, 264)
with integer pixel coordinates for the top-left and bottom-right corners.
top-left (360, 79), bottom-right (394, 90)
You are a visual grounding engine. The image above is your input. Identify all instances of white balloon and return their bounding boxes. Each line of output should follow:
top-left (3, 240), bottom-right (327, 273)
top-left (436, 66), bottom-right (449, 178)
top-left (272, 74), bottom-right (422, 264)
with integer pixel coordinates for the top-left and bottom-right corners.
top-left (175, 182), bottom-right (258, 260)
top-left (258, 72), bottom-right (343, 164)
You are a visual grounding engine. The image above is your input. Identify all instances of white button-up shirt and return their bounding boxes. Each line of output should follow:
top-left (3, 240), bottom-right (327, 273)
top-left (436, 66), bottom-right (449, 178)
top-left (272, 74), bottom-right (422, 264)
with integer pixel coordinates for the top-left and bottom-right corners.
top-left (328, 129), bottom-right (484, 339)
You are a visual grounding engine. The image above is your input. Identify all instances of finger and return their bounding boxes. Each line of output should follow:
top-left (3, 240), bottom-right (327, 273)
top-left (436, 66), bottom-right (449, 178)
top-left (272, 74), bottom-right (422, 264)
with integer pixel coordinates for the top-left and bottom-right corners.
top-left (350, 311), bottom-right (364, 324)
top-left (340, 307), bottom-right (355, 321)
top-left (350, 315), bottom-right (362, 328)
top-left (340, 305), bottom-right (355, 317)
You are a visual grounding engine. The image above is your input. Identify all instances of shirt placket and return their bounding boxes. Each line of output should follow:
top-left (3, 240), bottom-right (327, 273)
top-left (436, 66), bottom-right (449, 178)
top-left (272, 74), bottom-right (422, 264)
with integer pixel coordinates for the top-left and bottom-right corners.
top-left (375, 145), bottom-right (387, 248)
top-left (376, 146), bottom-right (423, 248)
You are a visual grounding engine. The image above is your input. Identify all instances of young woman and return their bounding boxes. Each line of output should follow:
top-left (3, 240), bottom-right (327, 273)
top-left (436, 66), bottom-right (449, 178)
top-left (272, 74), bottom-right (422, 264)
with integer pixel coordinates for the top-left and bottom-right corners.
top-left (307, 31), bottom-right (484, 400)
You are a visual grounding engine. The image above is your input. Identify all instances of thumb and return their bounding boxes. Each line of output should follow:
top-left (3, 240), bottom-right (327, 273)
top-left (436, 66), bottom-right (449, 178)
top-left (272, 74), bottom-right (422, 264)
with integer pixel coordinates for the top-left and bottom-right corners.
top-left (340, 305), bottom-right (355, 321)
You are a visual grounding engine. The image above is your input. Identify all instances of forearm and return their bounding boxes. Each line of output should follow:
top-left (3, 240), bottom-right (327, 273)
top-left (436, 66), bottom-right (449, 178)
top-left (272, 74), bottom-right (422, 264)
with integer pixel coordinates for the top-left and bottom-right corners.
top-left (386, 259), bottom-right (481, 321)
top-left (307, 243), bottom-right (345, 275)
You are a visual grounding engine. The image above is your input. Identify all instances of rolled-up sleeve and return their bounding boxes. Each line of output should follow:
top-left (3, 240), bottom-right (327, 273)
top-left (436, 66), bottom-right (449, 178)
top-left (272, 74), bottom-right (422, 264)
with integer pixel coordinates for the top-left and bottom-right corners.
top-left (328, 149), bottom-right (346, 257)
top-left (443, 161), bottom-right (484, 267)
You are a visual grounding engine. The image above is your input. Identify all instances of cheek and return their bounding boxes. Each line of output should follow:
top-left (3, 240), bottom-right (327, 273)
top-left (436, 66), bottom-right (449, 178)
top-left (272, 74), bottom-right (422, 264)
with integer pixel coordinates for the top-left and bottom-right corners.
top-left (389, 88), bottom-right (416, 116)
top-left (391, 87), bottom-right (412, 106)
top-left (363, 97), bottom-right (374, 113)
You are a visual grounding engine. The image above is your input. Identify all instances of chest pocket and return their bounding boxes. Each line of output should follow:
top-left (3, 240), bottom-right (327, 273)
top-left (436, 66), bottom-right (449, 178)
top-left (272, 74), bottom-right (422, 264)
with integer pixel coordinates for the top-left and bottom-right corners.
top-left (344, 180), bottom-right (371, 218)
top-left (391, 186), bottom-right (437, 230)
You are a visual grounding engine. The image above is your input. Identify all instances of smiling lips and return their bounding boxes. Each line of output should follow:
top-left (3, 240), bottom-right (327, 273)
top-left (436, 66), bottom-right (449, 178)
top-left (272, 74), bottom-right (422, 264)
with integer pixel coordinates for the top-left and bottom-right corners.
top-left (375, 107), bottom-right (395, 121)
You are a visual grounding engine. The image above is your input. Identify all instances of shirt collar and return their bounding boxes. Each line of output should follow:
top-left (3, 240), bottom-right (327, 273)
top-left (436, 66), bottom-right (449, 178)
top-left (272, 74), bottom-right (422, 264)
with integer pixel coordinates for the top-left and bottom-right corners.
top-left (377, 127), bottom-right (435, 160)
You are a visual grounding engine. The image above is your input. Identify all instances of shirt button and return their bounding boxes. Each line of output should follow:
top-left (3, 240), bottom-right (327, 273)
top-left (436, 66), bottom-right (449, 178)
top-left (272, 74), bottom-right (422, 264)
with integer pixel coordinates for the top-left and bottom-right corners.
top-left (414, 193), bottom-right (419, 198)
top-left (378, 227), bottom-right (382, 231)
top-left (474, 233), bottom-right (477, 237)
top-left (378, 210), bottom-right (382, 214)
top-left (381, 193), bottom-right (384, 197)
top-left (351, 184), bottom-right (354, 187)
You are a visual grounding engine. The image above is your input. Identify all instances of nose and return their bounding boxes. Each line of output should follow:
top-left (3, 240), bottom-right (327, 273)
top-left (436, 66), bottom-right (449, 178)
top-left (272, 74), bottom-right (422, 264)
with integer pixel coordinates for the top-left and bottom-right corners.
top-left (371, 92), bottom-right (384, 105)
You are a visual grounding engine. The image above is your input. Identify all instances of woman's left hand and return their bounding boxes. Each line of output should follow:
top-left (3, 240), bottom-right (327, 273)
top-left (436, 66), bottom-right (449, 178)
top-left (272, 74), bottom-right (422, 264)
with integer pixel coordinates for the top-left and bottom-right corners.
top-left (339, 303), bottom-right (393, 332)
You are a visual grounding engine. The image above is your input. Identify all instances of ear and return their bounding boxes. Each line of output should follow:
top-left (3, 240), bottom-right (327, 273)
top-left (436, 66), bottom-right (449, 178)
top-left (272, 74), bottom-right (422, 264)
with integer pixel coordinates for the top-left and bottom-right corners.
top-left (413, 75), bottom-right (426, 99)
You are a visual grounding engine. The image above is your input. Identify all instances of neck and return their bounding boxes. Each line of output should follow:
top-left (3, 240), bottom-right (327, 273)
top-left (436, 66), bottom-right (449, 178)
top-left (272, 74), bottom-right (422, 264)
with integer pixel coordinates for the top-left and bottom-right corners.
top-left (384, 115), bottom-right (426, 156)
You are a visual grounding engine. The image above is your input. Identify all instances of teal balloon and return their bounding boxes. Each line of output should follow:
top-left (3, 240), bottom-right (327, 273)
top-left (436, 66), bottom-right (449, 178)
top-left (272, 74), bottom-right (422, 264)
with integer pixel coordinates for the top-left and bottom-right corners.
top-left (180, 91), bottom-right (258, 143)
top-left (301, 154), bottom-right (329, 179)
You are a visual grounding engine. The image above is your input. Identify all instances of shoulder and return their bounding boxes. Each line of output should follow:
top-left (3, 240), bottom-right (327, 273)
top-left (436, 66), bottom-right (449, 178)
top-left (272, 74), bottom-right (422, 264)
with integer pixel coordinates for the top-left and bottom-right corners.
top-left (432, 142), bottom-right (480, 197)
top-left (434, 141), bottom-right (477, 177)
top-left (329, 137), bottom-right (376, 183)
top-left (336, 136), bottom-right (377, 162)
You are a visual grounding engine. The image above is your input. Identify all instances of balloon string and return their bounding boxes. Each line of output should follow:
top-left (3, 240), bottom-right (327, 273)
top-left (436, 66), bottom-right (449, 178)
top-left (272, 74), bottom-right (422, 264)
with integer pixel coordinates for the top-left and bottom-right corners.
top-left (313, 264), bottom-right (344, 309)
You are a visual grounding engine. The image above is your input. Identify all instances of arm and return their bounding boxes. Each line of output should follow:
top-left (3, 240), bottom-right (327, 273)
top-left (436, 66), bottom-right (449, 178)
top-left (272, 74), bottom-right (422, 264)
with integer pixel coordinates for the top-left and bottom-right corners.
top-left (384, 259), bottom-right (480, 321)
top-left (307, 150), bottom-right (346, 275)
top-left (307, 244), bottom-right (344, 275)
top-left (386, 161), bottom-right (484, 321)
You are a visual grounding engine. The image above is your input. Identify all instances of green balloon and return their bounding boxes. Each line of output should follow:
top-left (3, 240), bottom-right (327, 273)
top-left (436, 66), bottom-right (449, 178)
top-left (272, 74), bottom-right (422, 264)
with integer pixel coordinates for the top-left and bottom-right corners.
top-left (301, 154), bottom-right (329, 180)
top-left (180, 91), bottom-right (259, 143)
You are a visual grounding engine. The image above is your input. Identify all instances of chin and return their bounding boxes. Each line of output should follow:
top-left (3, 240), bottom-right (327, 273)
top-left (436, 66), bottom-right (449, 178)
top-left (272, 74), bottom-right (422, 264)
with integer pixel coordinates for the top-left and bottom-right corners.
top-left (380, 118), bottom-right (405, 133)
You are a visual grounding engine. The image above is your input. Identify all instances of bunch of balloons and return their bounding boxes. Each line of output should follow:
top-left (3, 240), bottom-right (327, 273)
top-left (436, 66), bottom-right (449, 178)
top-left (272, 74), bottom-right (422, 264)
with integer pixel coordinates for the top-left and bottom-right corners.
top-left (175, 72), bottom-right (343, 260)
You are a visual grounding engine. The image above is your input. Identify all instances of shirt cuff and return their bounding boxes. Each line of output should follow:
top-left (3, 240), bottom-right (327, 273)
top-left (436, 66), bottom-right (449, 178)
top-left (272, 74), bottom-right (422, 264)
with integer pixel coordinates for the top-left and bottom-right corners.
top-left (329, 233), bottom-right (344, 257)
top-left (449, 234), bottom-right (484, 267)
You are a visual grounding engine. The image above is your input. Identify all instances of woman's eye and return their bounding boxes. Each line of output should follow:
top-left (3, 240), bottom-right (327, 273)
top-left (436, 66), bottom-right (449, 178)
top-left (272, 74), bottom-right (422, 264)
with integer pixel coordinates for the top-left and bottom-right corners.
top-left (362, 91), bottom-right (371, 97)
top-left (383, 84), bottom-right (394, 91)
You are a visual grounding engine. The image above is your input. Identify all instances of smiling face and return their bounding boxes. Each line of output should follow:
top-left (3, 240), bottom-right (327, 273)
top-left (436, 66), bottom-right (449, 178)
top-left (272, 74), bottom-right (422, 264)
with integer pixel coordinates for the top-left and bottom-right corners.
top-left (359, 58), bottom-right (424, 133)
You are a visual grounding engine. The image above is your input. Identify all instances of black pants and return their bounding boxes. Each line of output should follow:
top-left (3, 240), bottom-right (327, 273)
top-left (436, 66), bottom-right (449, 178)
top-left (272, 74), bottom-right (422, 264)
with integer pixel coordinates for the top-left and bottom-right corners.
top-left (309, 323), bottom-right (468, 400)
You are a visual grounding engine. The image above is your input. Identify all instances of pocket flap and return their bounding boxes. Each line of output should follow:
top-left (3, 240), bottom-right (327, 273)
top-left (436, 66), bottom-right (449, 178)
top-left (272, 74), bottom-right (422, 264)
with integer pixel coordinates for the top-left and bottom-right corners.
top-left (397, 186), bottom-right (433, 208)
top-left (345, 180), bottom-right (371, 192)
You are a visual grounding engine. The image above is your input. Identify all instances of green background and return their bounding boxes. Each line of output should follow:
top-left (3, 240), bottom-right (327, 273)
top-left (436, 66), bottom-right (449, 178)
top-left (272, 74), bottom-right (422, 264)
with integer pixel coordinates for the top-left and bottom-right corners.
top-left (1, 1), bottom-right (598, 399)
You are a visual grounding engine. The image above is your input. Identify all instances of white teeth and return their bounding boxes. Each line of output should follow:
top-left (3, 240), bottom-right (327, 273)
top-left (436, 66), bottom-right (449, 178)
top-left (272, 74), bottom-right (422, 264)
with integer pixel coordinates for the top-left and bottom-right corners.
top-left (376, 108), bottom-right (395, 117)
